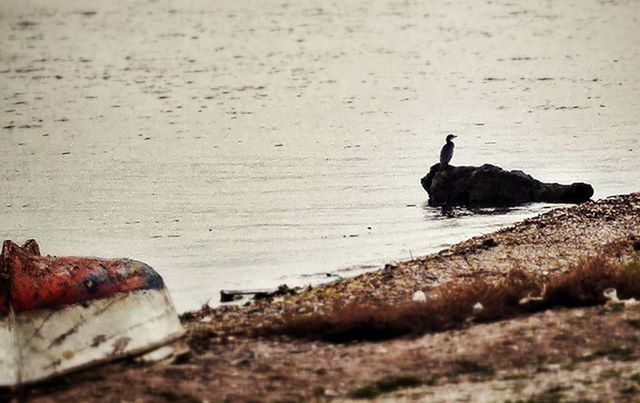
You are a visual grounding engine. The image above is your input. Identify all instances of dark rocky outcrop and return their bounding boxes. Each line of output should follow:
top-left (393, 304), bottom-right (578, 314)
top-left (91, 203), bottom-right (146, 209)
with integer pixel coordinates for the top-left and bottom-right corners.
top-left (421, 163), bottom-right (594, 207)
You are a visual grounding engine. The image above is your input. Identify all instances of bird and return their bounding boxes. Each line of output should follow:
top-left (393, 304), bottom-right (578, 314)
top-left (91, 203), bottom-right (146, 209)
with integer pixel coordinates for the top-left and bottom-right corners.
top-left (439, 134), bottom-right (457, 168)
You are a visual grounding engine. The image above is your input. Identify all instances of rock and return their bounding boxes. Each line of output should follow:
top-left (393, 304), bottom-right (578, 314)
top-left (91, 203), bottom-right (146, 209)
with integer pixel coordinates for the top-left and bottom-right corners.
top-left (421, 163), bottom-right (593, 207)
top-left (412, 290), bottom-right (427, 302)
top-left (480, 238), bottom-right (498, 249)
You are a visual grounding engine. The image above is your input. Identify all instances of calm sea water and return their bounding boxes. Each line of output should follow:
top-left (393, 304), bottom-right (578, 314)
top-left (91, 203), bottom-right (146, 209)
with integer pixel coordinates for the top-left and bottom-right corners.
top-left (1, 0), bottom-right (639, 311)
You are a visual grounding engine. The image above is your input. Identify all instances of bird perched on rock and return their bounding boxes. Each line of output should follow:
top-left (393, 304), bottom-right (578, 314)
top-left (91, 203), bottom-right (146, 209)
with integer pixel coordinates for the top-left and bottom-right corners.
top-left (439, 134), bottom-right (457, 168)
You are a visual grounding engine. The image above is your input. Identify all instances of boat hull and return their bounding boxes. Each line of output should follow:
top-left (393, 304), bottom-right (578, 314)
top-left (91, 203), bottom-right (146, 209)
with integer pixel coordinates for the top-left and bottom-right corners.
top-left (0, 240), bottom-right (185, 387)
top-left (0, 287), bottom-right (183, 386)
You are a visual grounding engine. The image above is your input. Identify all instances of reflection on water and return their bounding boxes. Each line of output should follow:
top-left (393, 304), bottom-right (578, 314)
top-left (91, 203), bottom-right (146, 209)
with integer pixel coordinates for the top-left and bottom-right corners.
top-left (434, 205), bottom-right (527, 219)
top-left (1, 0), bottom-right (639, 312)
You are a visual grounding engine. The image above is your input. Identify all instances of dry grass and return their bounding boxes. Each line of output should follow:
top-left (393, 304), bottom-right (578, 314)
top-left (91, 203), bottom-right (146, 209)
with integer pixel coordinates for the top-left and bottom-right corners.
top-left (265, 254), bottom-right (640, 343)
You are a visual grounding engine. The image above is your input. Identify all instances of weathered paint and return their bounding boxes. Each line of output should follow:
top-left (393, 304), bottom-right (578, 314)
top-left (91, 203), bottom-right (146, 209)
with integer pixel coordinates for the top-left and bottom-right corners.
top-left (0, 240), bottom-right (184, 387)
top-left (2, 240), bottom-right (164, 313)
top-left (0, 314), bottom-right (17, 387)
top-left (9, 288), bottom-right (183, 386)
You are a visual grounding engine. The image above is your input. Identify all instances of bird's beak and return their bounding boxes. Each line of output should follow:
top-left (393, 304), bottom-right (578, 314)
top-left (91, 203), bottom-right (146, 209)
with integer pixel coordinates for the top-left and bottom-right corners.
top-left (452, 135), bottom-right (458, 138)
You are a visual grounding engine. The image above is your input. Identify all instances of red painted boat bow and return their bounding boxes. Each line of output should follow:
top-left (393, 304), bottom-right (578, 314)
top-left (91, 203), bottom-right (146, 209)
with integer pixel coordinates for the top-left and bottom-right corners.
top-left (2, 240), bottom-right (164, 313)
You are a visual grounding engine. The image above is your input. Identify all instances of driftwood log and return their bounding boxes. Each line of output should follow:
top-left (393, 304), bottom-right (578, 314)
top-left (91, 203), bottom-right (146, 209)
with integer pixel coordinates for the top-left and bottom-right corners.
top-left (421, 163), bottom-right (594, 207)
top-left (220, 285), bottom-right (299, 303)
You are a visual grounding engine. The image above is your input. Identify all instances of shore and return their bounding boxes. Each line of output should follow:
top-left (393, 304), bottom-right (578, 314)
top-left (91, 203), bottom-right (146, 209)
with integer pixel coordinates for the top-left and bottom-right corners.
top-left (20, 193), bottom-right (639, 402)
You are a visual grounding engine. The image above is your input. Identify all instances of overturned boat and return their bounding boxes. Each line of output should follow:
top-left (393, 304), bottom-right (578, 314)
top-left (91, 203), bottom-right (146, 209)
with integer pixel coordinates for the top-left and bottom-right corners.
top-left (0, 240), bottom-right (184, 387)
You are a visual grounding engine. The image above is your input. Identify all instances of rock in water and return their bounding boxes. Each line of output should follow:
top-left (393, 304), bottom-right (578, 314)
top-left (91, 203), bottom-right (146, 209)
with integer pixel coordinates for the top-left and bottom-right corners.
top-left (421, 163), bottom-right (594, 207)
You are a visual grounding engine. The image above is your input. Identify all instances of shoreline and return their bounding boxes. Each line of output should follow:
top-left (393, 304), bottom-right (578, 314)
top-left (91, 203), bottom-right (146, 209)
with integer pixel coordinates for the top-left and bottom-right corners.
top-left (183, 193), bottom-right (640, 334)
top-left (25, 193), bottom-right (640, 402)
top-left (212, 202), bottom-right (557, 309)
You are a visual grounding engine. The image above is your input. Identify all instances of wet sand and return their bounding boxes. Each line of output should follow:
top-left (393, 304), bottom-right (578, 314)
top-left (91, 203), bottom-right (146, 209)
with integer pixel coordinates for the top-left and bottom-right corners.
top-left (2, 0), bottom-right (640, 312)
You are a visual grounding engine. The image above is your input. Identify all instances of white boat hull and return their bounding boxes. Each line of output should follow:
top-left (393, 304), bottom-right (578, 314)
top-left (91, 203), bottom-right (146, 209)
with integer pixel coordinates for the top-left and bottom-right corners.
top-left (0, 288), bottom-right (184, 386)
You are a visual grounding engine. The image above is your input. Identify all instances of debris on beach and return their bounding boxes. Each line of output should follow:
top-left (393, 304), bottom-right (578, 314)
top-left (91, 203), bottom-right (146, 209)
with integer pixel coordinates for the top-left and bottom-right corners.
top-left (603, 288), bottom-right (640, 308)
top-left (412, 290), bottom-right (427, 302)
top-left (0, 240), bottom-right (184, 387)
top-left (220, 284), bottom-right (299, 303)
top-left (189, 194), bottom-right (640, 342)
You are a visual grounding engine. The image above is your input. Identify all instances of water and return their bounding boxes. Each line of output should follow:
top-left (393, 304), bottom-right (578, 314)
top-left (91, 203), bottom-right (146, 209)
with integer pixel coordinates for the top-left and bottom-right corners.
top-left (1, 0), bottom-right (639, 312)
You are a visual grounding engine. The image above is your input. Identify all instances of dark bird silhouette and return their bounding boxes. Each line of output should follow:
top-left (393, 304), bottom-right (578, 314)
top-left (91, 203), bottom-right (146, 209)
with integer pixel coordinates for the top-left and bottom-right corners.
top-left (439, 134), bottom-right (457, 168)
